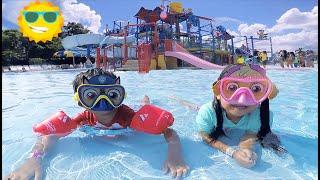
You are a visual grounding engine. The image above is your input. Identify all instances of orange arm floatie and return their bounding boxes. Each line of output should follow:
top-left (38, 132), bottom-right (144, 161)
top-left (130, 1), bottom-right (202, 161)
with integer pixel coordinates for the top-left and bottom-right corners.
top-left (130, 105), bottom-right (174, 134)
top-left (33, 111), bottom-right (79, 137)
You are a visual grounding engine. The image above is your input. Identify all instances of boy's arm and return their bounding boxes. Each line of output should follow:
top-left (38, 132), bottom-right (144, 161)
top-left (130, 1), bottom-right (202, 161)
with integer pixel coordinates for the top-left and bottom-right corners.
top-left (163, 128), bottom-right (189, 179)
top-left (4, 135), bottom-right (60, 180)
top-left (5, 110), bottom-right (85, 180)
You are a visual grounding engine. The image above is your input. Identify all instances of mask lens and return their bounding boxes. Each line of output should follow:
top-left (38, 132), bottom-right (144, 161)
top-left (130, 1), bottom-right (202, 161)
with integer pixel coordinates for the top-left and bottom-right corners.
top-left (24, 12), bottom-right (38, 23)
top-left (77, 84), bottom-right (125, 108)
top-left (221, 78), bottom-right (270, 101)
top-left (222, 80), bottom-right (239, 99)
top-left (106, 86), bottom-right (125, 107)
top-left (43, 12), bottom-right (57, 23)
top-left (250, 82), bottom-right (268, 100)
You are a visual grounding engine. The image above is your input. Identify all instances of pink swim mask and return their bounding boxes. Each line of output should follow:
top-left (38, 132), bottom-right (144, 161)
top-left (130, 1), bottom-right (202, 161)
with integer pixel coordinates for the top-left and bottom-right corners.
top-left (219, 77), bottom-right (272, 106)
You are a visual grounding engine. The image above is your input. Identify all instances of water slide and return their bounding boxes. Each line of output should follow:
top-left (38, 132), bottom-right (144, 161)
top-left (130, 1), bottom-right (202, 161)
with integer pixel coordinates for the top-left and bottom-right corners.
top-left (165, 41), bottom-right (224, 70)
top-left (62, 33), bottom-right (136, 49)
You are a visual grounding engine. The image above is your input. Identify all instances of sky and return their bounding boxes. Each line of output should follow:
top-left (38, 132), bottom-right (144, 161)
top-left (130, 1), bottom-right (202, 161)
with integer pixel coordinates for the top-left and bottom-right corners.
top-left (2, 0), bottom-right (318, 52)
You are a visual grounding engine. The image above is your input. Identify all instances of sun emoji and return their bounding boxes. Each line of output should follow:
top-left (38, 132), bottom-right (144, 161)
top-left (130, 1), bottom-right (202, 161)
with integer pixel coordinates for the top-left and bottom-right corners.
top-left (17, 1), bottom-right (64, 43)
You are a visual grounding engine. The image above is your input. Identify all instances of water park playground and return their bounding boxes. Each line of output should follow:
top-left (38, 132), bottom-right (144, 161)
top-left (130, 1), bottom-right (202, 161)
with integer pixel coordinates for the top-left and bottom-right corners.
top-left (60, 2), bottom-right (252, 72)
top-left (2, 1), bottom-right (318, 180)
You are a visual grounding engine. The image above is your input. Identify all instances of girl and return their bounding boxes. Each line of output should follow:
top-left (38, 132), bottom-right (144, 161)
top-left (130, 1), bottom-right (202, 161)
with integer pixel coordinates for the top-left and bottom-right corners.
top-left (279, 50), bottom-right (287, 68)
top-left (294, 50), bottom-right (300, 68)
top-left (5, 68), bottom-right (189, 180)
top-left (287, 52), bottom-right (294, 68)
top-left (196, 64), bottom-right (287, 168)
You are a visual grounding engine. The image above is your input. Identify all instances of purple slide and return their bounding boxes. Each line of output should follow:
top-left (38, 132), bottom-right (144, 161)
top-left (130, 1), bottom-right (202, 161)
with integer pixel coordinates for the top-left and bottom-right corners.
top-left (165, 42), bottom-right (224, 70)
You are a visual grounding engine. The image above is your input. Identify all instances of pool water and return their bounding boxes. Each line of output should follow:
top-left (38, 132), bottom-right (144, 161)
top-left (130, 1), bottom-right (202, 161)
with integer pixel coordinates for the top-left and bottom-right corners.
top-left (2, 68), bottom-right (318, 179)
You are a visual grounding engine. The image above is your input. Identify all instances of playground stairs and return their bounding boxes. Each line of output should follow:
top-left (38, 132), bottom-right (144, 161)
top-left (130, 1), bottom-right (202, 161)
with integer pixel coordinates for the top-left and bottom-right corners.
top-left (117, 60), bottom-right (139, 71)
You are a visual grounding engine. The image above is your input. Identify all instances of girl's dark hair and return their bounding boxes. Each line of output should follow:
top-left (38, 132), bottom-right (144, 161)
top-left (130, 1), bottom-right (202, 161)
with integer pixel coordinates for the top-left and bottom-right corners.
top-left (209, 65), bottom-right (284, 154)
top-left (209, 97), bottom-right (226, 140)
top-left (72, 68), bottom-right (118, 93)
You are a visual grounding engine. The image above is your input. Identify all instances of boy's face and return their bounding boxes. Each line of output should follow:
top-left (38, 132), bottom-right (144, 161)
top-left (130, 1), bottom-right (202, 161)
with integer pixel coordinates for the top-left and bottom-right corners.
top-left (77, 75), bottom-right (125, 112)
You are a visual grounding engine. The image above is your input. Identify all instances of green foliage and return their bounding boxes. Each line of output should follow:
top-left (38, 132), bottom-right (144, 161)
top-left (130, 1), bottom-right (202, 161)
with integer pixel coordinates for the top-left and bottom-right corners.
top-left (29, 58), bottom-right (45, 65)
top-left (2, 22), bottom-right (90, 66)
top-left (61, 22), bottom-right (90, 38)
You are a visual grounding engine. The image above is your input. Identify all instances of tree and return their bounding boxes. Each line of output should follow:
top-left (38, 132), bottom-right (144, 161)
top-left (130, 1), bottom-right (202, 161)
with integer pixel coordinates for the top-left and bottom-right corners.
top-left (2, 30), bottom-right (28, 65)
top-left (61, 22), bottom-right (90, 38)
top-left (2, 22), bottom-right (90, 66)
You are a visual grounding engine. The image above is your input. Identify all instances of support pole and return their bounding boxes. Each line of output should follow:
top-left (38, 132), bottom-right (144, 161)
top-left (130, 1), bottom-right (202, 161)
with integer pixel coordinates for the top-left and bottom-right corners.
top-left (269, 37), bottom-right (273, 55)
top-left (231, 37), bottom-right (234, 55)
top-left (250, 36), bottom-right (254, 55)
top-left (96, 47), bottom-right (101, 68)
top-left (103, 48), bottom-right (107, 70)
top-left (245, 36), bottom-right (249, 52)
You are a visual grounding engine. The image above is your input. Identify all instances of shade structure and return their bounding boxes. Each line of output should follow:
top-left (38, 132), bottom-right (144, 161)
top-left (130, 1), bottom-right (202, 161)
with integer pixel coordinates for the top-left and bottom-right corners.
top-left (53, 51), bottom-right (65, 58)
top-left (64, 50), bottom-right (74, 58)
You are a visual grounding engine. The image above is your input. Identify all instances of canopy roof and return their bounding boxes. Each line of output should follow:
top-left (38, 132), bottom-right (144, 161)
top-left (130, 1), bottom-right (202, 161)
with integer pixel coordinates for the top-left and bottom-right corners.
top-left (134, 6), bottom-right (192, 24)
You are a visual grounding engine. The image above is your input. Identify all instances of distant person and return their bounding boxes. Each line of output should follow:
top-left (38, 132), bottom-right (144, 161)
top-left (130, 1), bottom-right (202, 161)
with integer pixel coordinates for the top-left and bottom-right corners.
top-left (85, 58), bottom-right (93, 68)
top-left (258, 51), bottom-right (268, 68)
top-left (309, 50), bottom-right (315, 68)
top-left (305, 50), bottom-right (315, 67)
top-left (252, 50), bottom-right (260, 65)
top-left (293, 50), bottom-right (300, 68)
top-left (287, 52), bottom-right (294, 68)
top-left (299, 51), bottom-right (306, 67)
top-left (279, 50), bottom-right (287, 68)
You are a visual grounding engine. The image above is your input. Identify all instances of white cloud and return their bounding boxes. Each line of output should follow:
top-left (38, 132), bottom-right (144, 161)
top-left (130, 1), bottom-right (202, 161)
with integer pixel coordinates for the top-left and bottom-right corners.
top-left (215, 17), bottom-right (243, 25)
top-left (271, 30), bottom-right (318, 51)
top-left (2, 0), bottom-right (102, 34)
top-left (226, 29), bottom-right (248, 47)
top-left (237, 23), bottom-right (268, 36)
top-left (233, 6), bottom-right (318, 52)
top-left (269, 6), bottom-right (318, 33)
top-left (2, 0), bottom-right (30, 25)
top-left (60, 0), bottom-right (102, 33)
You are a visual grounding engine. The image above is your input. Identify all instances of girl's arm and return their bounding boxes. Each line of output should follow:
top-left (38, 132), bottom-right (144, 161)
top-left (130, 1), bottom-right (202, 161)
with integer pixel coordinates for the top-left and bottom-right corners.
top-left (238, 133), bottom-right (258, 150)
top-left (4, 135), bottom-right (60, 180)
top-left (163, 128), bottom-right (189, 179)
top-left (199, 131), bottom-right (230, 153)
top-left (200, 131), bottom-right (257, 168)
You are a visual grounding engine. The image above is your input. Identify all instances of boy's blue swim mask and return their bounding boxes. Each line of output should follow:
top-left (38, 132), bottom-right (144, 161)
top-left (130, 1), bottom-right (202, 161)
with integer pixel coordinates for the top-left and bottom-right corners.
top-left (73, 75), bottom-right (125, 111)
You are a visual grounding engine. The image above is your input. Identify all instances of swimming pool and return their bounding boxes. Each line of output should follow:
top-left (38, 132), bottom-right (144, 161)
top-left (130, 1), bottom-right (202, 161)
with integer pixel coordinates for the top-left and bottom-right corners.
top-left (2, 68), bottom-right (318, 179)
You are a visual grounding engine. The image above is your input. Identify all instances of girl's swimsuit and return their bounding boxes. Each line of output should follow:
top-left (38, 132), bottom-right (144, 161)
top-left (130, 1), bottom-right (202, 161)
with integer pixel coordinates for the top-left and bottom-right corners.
top-left (195, 102), bottom-right (274, 136)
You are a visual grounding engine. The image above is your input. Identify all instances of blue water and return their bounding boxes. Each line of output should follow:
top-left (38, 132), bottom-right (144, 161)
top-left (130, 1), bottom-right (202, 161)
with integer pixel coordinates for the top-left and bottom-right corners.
top-left (2, 68), bottom-right (318, 179)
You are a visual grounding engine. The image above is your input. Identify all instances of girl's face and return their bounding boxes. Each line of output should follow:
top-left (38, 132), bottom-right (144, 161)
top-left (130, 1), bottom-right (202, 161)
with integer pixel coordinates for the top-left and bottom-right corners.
top-left (218, 96), bottom-right (258, 120)
top-left (216, 66), bottom-right (263, 120)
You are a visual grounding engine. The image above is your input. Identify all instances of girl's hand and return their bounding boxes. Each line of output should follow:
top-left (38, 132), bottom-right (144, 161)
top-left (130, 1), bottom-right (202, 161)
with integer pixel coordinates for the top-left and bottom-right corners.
top-left (163, 158), bottom-right (189, 180)
top-left (4, 157), bottom-right (42, 180)
top-left (233, 148), bottom-right (257, 168)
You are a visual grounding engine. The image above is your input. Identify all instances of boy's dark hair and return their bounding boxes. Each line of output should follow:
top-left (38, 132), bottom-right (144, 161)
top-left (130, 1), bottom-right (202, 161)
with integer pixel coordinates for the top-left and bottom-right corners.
top-left (72, 68), bottom-right (118, 93)
top-left (209, 65), bottom-right (285, 154)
